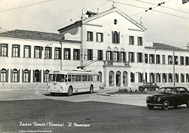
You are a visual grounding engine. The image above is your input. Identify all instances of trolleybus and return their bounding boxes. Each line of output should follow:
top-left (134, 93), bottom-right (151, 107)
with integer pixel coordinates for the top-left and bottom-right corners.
top-left (47, 69), bottom-right (100, 96)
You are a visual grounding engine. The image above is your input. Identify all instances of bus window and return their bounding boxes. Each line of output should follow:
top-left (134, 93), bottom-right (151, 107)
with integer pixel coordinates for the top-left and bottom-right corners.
top-left (68, 75), bottom-right (71, 82)
top-left (82, 75), bottom-right (87, 81)
top-left (49, 74), bottom-right (56, 82)
top-left (93, 75), bottom-right (98, 81)
top-left (76, 75), bottom-right (81, 81)
top-left (56, 74), bottom-right (64, 82)
top-left (72, 75), bottom-right (76, 82)
top-left (88, 75), bottom-right (93, 81)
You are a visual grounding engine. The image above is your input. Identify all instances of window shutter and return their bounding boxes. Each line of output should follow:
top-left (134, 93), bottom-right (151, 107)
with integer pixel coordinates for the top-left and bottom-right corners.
top-left (50, 47), bottom-right (52, 59)
top-left (33, 70), bottom-right (35, 82)
top-left (29, 46), bottom-right (31, 58)
top-left (11, 69), bottom-right (13, 82)
top-left (43, 70), bottom-right (45, 82)
top-left (118, 32), bottom-right (120, 43)
top-left (110, 51), bottom-right (113, 61)
top-left (78, 50), bottom-right (80, 60)
top-left (6, 69), bottom-right (9, 82)
top-left (123, 52), bottom-right (126, 62)
top-left (64, 48), bottom-right (66, 60)
top-left (23, 46), bottom-right (25, 58)
top-left (0, 44), bottom-right (2, 56)
top-left (69, 49), bottom-right (71, 60)
top-left (39, 70), bottom-right (41, 82)
top-left (40, 47), bottom-right (43, 58)
top-left (22, 70), bottom-right (24, 82)
top-left (12, 45), bottom-right (13, 57)
top-left (29, 70), bottom-right (31, 82)
top-left (18, 69), bottom-right (20, 82)
top-left (34, 46), bottom-right (36, 58)
top-left (6, 44), bottom-right (8, 56)
top-left (112, 31), bottom-right (114, 43)
top-left (18, 45), bottom-right (20, 57)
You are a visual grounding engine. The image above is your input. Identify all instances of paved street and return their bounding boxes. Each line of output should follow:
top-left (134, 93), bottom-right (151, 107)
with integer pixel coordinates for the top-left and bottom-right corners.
top-left (0, 89), bottom-right (189, 133)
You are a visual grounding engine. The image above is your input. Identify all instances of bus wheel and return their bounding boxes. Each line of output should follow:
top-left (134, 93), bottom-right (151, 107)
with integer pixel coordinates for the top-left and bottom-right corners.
top-left (68, 87), bottom-right (73, 96)
top-left (89, 85), bottom-right (94, 93)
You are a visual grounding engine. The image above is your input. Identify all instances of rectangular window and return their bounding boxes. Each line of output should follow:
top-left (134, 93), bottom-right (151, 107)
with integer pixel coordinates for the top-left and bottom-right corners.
top-left (96, 33), bottom-right (103, 42)
top-left (34, 46), bottom-right (42, 58)
top-left (121, 52), bottom-right (126, 62)
top-left (64, 48), bottom-right (71, 60)
top-left (137, 52), bottom-right (143, 63)
top-left (45, 47), bottom-right (52, 59)
top-left (168, 55), bottom-right (173, 64)
top-left (113, 52), bottom-right (119, 62)
top-left (129, 52), bottom-right (135, 62)
top-left (24, 45), bottom-right (31, 58)
top-left (0, 43), bottom-right (8, 56)
top-left (97, 50), bottom-right (103, 61)
top-left (156, 55), bottom-right (160, 64)
top-left (12, 44), bottom-right (20, 57)
top-left (0, 69), bottom-right (8, 82)
top-left (106, 51), bottom-right (113, 61)
top-left (87, 31), bottom-right (93, 41)
top-left (145, 54), bottom-right (148, 63)
top-left (87, 49), bottom-right (93, 60)
top-left (138, 37), bottom-right (143, 46)
top-left (180, 56), bottom-right (184, 65)
top-left (174, 56), bottom-right (178, 65)
top-left (73, 49), bottom-right (80, 60)
top-left (112, 31), bottom-right (120, 44)
top-left (23, 70), bottom-right (30, 82)
top-left (129, 36), bottom-right (134, 45)
top-left (54, 47), bottom-right (61, 59)
top-left (162, 55), bottom-right (166, 64)
top-left (185, 57), bottom-right (189, 65)
top-left (149, 54), bottom-right (155, 64)
top-left (11, 69), bottom-right (19, 82)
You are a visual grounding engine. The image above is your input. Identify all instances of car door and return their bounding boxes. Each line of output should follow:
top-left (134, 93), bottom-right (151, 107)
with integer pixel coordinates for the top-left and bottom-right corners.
top-left (170, 88), bottom-right (180, 105)
top-left (177, 87), bottom-right (188, 104)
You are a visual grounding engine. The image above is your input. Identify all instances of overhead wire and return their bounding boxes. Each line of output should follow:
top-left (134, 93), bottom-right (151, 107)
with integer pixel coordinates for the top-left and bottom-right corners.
top-left (135, 0), bottom-right (188, 14)
top-left (0, 0), bottom-right (53, 13)
top-left (106, 0), bottom-right (189, 19)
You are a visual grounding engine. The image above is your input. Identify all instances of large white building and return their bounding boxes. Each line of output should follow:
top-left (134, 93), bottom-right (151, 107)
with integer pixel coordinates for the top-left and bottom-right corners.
top-left (0, 7), bottom-right (189, 90)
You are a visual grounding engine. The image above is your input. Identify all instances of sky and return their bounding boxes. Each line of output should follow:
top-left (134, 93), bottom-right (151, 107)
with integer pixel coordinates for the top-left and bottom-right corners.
top-left (0, 0), bottom-right (188, 49)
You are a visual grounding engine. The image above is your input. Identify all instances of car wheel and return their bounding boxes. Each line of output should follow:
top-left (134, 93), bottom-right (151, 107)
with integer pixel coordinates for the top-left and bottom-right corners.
top-left (186, 99), bottom-right (189, 108)
top-left (162, 101), bottom-right (169, 110)
top-left (89, 85), bottom-right (94, 93)
top-left (147, 105), bottom-right (154, 110)
top-left (67, 87), bottom-right (73, 96)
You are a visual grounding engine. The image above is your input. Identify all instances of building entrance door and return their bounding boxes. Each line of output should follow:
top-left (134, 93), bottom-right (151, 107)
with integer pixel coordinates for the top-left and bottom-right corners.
top-left (116, 71), bottom-right (121, 87)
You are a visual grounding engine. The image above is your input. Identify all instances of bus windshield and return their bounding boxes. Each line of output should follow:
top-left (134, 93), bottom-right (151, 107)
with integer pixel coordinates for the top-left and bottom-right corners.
top-left (49, 74), bottom-right (67, 82)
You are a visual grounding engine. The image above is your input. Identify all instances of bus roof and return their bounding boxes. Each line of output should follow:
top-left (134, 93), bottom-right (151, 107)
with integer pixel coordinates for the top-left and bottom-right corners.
top-left (49, 69), bottom-right (98, 75)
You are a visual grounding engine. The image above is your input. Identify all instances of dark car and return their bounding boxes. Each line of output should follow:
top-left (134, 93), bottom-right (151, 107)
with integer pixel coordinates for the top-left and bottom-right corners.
top-left (139, 82), bottom-right (159, 92)
top-left (146, 87), bottom-right (189, 110)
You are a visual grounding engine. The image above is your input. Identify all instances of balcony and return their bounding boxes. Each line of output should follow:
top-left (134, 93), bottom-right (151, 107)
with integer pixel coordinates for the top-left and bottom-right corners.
top-left (103, 61), bottom-right (130, 67)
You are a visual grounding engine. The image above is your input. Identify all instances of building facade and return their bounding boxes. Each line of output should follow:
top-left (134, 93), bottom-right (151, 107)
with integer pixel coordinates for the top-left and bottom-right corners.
top-left (0, 7), bottom-right (189, 90)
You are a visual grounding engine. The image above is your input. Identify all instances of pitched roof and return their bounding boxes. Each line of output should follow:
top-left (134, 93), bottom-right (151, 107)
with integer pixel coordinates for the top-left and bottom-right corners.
top-left (58, 7), bottom-right (146, 33)
top-left (0, 29), bottom-right (81, 43)
top-left (145, 42), bottom-right (188, 52)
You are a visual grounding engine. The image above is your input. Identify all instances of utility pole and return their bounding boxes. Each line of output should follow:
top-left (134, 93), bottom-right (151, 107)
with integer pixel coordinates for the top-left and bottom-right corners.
top-left (173, 50), bottom-right (175, 86)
